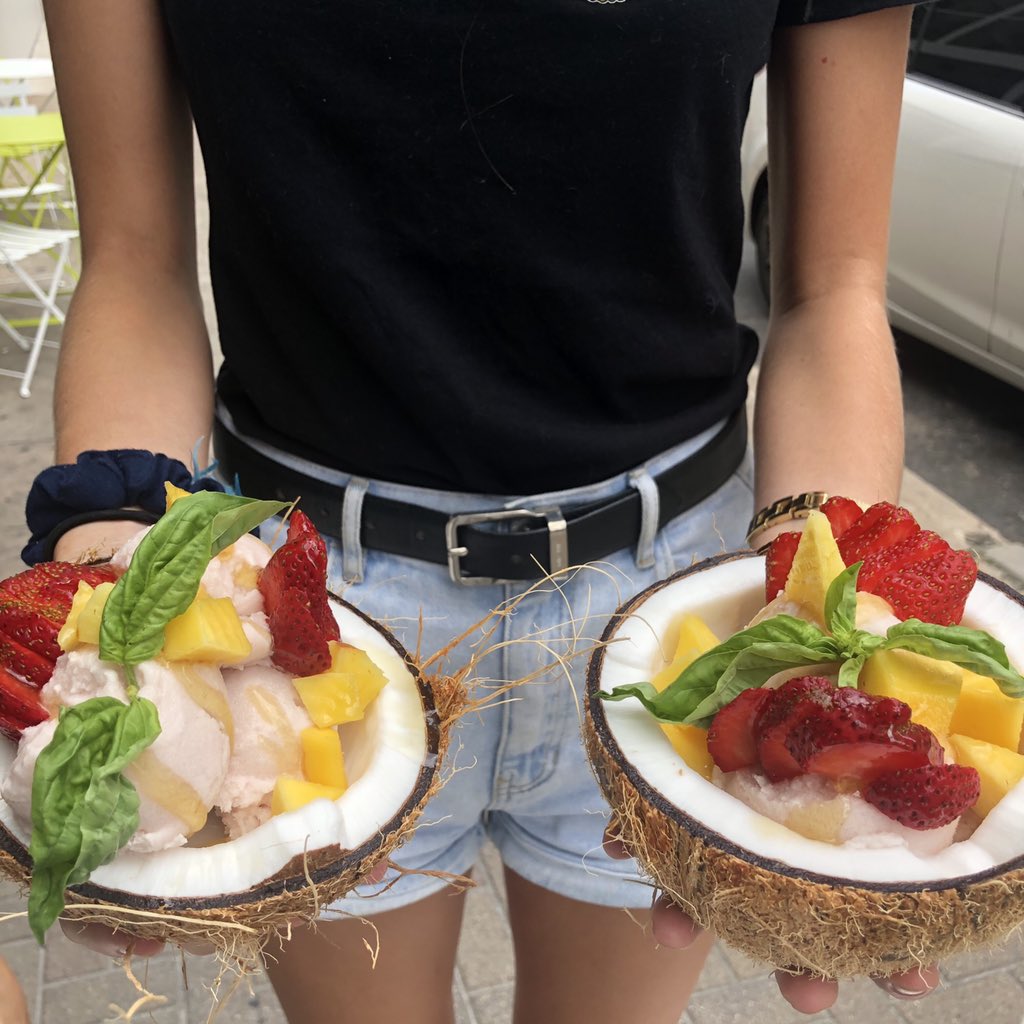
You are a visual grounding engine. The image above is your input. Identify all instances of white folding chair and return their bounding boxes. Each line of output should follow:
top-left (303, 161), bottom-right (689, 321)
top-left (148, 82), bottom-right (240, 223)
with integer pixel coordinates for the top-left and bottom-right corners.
top-left (0, 220), bottom-right (76, 397)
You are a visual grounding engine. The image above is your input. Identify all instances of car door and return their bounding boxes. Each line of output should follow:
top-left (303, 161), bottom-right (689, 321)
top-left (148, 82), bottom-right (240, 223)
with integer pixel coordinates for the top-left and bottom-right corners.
top-left (991, 150), bottom-right (1024, 371)
top-left (886, 2), bottom-right (1024, 366)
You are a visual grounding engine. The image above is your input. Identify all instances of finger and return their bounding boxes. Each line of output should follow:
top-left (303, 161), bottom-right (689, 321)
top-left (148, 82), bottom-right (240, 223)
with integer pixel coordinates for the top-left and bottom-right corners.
top-left (602, 818), bottom-right (632, 861)
top-left (773, 970), bottom-right (839, 1014)
top-left (872, 964), bottom-right (940, 1000)
top-left (60, 920), bottom-right (165, 959)
top-left (650, 893), bottom-right (703, 949)
top-left (361, 859), bottom-right (389, 885)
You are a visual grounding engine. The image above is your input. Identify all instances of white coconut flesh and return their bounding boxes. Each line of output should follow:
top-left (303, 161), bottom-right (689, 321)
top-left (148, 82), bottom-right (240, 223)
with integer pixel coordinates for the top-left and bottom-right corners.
top-left (594, 553), bottom-right (1024, 886)
top-left (0, 598), bottom-right (430, 901)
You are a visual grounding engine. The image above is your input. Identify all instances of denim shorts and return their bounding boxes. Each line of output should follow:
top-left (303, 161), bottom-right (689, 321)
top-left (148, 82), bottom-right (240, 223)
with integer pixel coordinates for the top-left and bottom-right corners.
top-left (231, 412), bottom-right (754, 913)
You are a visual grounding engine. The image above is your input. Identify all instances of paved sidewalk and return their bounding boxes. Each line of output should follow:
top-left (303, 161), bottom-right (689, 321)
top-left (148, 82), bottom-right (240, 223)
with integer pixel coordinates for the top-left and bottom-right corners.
top-left (2, 285), bottom-right (1024, 1023)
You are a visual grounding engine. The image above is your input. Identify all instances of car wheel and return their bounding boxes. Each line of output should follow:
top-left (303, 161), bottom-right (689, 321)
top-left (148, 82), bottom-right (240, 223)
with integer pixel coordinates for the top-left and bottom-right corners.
top-left (753, 195), bottom-right (770, 306)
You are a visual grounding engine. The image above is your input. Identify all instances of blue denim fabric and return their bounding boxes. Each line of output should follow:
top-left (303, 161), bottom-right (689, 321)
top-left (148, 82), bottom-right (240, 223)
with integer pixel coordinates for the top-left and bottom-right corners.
top-left (239, 413), bottom-right (754, 913)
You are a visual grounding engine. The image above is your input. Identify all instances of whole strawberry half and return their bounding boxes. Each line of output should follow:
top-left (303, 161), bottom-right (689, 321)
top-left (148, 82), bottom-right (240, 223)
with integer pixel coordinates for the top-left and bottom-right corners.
top-left (0, 562), bottom-right (119, 687)
top-left (836, 502), bottom-right (920, 565)
top-left (819, 496), bottom-right (863, 538)
top-left (259, 510), bottom-right (340, 677)
top-left (863, 763), bottom-right (981, 830)
top-left (867, 548), bottom-right (978, 628)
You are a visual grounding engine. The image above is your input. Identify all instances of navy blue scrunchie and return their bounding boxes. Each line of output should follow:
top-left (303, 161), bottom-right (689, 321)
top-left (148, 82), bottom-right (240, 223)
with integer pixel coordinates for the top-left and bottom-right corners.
top-left (23, 449), bottom-right (225, 565)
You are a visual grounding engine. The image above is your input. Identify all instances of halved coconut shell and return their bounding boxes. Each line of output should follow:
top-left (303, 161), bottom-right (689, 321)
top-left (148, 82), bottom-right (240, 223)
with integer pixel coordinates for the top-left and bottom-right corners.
top-left (0, 595), bottom-right (455, 952)
top-left (585, 550), bottom-right (1024, 978)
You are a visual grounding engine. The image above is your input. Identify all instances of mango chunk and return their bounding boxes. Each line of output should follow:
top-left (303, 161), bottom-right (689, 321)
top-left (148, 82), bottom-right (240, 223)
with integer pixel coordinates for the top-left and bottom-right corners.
top-left (271, 776), bottom-right (345, 816)
top-left (652, 614), bottom-right (719, 693)
top-left (949, 670), bottom-right (1024, 752)
top-left (663, 724), bottom-right (715, 779)
top-left (860, 648), bottom-right (962, 737)
top-left (164, 481), bottom-right (192, 511)
top-left (783, 510), bottom-right (846, 624)
top-left (301, 727), bottom-right (348, 790)
top-left (58, 581), bottom-right (116, 650)
top-left (294, 644), bottom-right (387, 727)
top-left (162, 596), bottom-right (252, 663)
top-left (949, 733), bottom-right (1024, 817)
top-left (57, 580), bottom-right (96, 651)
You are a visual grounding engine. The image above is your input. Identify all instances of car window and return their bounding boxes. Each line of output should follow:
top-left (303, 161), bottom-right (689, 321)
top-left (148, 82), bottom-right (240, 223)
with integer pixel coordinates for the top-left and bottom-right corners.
top-left (908, 1), bottom-right (1024, 112)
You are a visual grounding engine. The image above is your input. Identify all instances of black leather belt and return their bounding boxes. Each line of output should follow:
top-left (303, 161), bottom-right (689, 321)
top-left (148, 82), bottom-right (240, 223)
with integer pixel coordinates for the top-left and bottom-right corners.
top-left (213, 408), bottom-right (746, 585)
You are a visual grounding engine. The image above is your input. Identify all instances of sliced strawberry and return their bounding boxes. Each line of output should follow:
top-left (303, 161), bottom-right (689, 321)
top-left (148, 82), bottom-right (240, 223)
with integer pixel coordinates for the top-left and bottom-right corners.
top-left (803, 743), bottom-right (930, 786)
top-left (819, 496), bottom-right (862, 539)
top-left (754, 676), bottom-right (835, 781)
top-left (0, 562), bottom-right (119, 687)
top-left (857, 530), bottom-right (949, 591)
top-left (0, 664), bottom-right (49, 739)
top-left (836, 502), bottom-right (919, 565)
top-left (867, 547), bottom-right (978, 626)
top-left (784, 689), bottom-right (911, 765)
top-left (265, 586), bottom-right (334, 677)
top-left (863, 763), bottom-right (980, 830)
top-left (764, 530), bottom-right (801, 602)
top-left (707, 688), bottom-right (774, 772)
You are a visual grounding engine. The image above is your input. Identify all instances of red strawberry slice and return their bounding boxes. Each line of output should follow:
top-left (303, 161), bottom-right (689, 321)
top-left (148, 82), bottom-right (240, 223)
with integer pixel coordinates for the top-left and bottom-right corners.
top-left (259, 511), bottom-right (339, 675)
top-left (820, 496), bottom-right (863, 539)
top-left (764, 530), bottom-right (801, 602)
top-left (867, 547), bottom-right (978, 627)
top-left (803, 743), bottom-right (930, 786)
top-left (857, 530), bottom-right (949, 591)
top-left (836, 502), bottom-right (919, 565)
top-left (863, 763), bottom-right (981, 830)
top-left (0, 664), bottom-right (49, 740)
top-left (784, 688), bottom-right (911, 764)
top-left (707, 688), bottom-right (774, 772)
top-left (0, 562), bottom-right (119, 687)
top-left (754, 676), bottom-right (835, 781)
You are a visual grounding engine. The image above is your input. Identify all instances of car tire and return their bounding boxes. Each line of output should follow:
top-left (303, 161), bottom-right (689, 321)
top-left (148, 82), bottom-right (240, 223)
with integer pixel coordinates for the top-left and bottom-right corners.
top-left (753, 194), bottom-right (771, 307)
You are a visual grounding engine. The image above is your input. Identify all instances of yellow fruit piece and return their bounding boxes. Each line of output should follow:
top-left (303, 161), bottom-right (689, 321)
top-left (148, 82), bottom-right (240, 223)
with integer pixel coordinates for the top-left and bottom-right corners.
top-left (949, 670), bottom-right (1024, 752)
top-left (661, 723), bottom-right (714, 779)
top-left (270, 776), bottom-right (345, 816)
top-left (860, 649), bottom-right (962, 736)
top-left (293, 644), bottom-right (388, 727)
top-left (783, 510), bottom-right (846, 625)
top-left (301, 727), bottom-right (348, 789)
top-left (164, 481), bottom-right (192, 511)
top-left (652, 614), bottom-right (719, 693)
top-left (162, 596), bottom-right (252, 663)
top-left (76, 582), bottom-right (116, 646)
top-left (57, 580), bottom-right (95, 651)
top-left (949, 733), bottom-right (1024, 817)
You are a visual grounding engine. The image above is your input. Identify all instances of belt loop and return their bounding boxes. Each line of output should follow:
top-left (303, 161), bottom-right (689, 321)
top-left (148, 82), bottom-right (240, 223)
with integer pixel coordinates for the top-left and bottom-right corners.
top-left (341, 476), bottom-right (369, 583)
top-left (628, 466), bottom-right (659, 570)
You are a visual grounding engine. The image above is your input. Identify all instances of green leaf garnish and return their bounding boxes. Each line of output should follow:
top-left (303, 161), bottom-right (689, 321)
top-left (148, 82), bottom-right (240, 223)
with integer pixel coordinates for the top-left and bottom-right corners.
top-left (99, 491), bottom-right (286, 681)
top-left (600, 569), bottom-right (1024, 724)
top-left (27, 697), bottom-right (161, 942)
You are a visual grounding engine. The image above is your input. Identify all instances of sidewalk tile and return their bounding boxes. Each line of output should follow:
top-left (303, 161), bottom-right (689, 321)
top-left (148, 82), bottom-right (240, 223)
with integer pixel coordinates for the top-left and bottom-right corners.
top-left (899, 971), bottom-right (1024, 1024)
top-left (467, 982), bottom-right (513, 1024)
top-left (688, 976), bottom-right (834, 1024)
top-left (456, 881), bottom-right (514, 992)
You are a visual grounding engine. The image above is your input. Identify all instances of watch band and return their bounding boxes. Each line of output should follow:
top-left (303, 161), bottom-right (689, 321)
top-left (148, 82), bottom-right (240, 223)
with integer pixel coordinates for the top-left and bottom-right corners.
top-left (746, 491), bottom-right (829, 547)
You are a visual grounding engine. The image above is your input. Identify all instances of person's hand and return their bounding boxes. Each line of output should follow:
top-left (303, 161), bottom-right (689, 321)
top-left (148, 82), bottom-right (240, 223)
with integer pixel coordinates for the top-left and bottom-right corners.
top-left (602, 825), bottom-right (940, 1013)
top-left (60, 859), bottom-right (391, 959)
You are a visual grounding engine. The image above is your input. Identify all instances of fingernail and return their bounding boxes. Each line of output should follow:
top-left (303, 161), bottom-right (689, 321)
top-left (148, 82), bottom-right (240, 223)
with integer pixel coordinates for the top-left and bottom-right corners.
top-left (878, 978), bottom-right (934, 999)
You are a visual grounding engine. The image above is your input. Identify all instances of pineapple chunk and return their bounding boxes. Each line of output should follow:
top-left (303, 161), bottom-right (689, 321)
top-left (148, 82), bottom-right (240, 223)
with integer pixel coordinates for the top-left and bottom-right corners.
top-left (301, 727), bottom-right (348, 789)
top-left (860, 648), bottom-right (962, 737)
top-left (949, 670), bottom-right (1024, 752)
top-left (663, 724), bottom-right (715, 779)
top-left (293, 644), bottom-right (388, 727)
top-left (271, 776), bottom-right (345, 815)
top-left (77, 582), bottom-right (116, 646)
top-left (783, 510), bottom-right (846, 624)
top-left (652, 614), bottom-right (719, 692)
top-left (162, 596), bottom-right (252, 663)
top-left (330, 643), bottom-right (388, 706)
top-left (57, 580), bottom-right (96, 651)
top-left (949, 734), bottom-right (1024, 817)
top-left (164, 481), bottom-right (192, 511)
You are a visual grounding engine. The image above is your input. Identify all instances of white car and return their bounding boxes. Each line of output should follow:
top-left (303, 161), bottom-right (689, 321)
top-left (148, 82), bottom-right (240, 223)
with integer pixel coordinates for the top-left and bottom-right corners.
top-left (741, 2), bottom-right (1024, 390)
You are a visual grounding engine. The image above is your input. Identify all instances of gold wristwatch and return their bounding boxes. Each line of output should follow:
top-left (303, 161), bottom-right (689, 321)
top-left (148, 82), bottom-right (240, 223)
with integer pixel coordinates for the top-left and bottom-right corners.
top-left (746, 492), bottom-right (829, 548)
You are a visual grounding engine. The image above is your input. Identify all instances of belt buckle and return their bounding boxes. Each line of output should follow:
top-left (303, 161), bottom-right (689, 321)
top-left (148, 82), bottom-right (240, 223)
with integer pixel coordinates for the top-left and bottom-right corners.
top-left (445, 507), bottom-right (568, 585)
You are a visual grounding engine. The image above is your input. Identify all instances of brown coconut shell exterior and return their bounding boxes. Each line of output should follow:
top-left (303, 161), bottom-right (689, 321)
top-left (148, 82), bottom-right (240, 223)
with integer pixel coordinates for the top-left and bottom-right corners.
top-left (585, 550), bottom-right (1024, 979)
top-left (0, 595), bottom-right (463, 955)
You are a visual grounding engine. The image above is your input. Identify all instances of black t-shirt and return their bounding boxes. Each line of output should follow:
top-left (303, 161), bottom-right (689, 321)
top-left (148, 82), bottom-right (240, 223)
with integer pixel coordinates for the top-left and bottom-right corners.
top-left (161, 0), bottom-right (913, 494)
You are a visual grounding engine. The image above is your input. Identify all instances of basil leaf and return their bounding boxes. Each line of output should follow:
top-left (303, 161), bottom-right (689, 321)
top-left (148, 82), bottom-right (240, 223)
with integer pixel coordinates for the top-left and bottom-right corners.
top-left (837, 654), bottom-right (865, 688)
top-left (27, 697), bottom-right (161, 942)
top-left (100, 492), bottom-right (286, 669)
top-left (880, 620), bottom-right (1024, 698)
top-left (599, 616), bottom-right (838, 724)
top-left (824, 562), bottom-right (861, 644)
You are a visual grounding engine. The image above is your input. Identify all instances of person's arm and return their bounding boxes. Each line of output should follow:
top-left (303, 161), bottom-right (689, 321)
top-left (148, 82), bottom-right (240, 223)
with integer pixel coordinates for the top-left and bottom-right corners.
top-left (752, 7), bottom-right (909, 521)
top-left (43, 0), bottom-right (215, 560)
